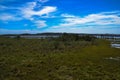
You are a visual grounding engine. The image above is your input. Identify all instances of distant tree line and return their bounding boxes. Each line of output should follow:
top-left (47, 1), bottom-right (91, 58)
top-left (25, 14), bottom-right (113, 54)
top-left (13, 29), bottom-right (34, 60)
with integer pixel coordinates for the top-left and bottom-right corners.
top-left (55, 33), bottom-right (96, 41)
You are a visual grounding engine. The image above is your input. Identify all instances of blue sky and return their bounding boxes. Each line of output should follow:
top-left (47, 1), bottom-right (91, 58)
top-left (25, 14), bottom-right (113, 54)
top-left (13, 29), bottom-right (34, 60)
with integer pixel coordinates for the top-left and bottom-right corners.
top-left (0, 0), bottom-right (120, 34)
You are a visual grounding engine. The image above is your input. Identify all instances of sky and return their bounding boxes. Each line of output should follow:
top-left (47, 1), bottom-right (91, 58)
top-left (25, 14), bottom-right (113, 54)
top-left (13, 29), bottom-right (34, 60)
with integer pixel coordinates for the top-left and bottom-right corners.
top-left (0, 0), bottom-right (120, 34)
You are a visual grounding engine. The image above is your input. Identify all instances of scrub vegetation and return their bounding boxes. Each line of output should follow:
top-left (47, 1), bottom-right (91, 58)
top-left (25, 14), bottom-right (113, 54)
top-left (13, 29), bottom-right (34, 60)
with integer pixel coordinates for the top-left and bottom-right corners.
top-left (0, 34), bottom-right (120, 80)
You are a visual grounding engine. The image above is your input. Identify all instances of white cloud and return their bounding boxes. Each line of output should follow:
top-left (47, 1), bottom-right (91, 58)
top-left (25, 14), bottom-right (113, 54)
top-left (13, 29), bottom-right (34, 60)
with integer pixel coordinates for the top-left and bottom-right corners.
top-left (20, 2), bottom-right (37, 19)
top-left (38, 6), bottom-right (57, 16)
top-left (61, 14), bottom-right (77, 18)
top-left (0, 1), bottom-right (56, 29)
top-left (39, 0), bottom-right (49, 3)
top-left (0, 14), bottom-right (22, 21)
top-left (0, 4), bottom-right (21, 10)
top-left (18, 1), bottom-right (56, 28)
top-left (34, 20), bottom-right (47, 28)
top-left (47, 11), bottom-right (120, 34)
top-left (53, 11), bottom-right (120, 28)
top-left (100, 11), bottom-right (120, 15)
top-left (21, 2), bottom-right (57, 20)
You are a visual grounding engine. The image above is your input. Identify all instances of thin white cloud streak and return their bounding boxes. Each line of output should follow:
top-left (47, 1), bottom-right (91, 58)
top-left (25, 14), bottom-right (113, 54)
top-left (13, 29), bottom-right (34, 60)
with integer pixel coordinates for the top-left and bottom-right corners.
top-left (0, 5), bottom-right (8, 10)
top-left (0, 29), bottom-right (42, 34)
top-left (24, 24), bottom-right (28, 27)
top-left (34, 20), bottom-right (47, 28)
top-left (44, 25), bottom-right (120, 34)
top-left (39, 0), bottom-right (49, 3)
top-left (53, 11), bottom-right (120, 28)
top-left (0, 14), bottom-right (22, 21)
top-left (61, 14), bottom-right (77, 18)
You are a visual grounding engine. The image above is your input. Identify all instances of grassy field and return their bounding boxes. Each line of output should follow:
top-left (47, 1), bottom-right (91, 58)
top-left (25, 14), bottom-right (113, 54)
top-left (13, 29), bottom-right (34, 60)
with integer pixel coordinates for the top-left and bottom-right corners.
top-left (0, 37), bottom-right (120, 80)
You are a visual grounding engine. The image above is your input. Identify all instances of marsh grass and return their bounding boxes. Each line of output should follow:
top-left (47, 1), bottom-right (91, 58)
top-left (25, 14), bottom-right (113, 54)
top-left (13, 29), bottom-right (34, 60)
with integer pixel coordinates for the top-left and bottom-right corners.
top-left (0, 37), bottom-right (120, 80)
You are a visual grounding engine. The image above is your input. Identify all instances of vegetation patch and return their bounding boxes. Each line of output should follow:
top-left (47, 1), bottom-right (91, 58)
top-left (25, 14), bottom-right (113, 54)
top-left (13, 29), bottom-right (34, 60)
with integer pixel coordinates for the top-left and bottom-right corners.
top-left (0, 35), bottom-right (120, 80)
